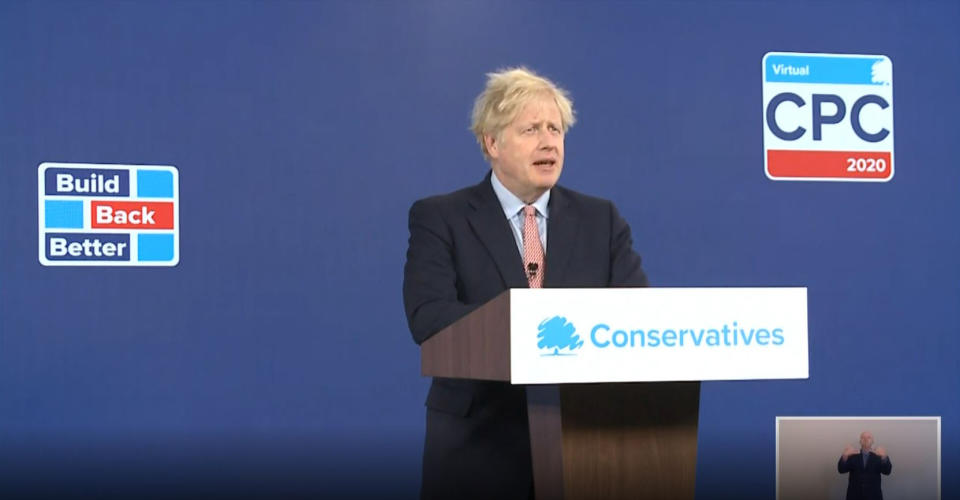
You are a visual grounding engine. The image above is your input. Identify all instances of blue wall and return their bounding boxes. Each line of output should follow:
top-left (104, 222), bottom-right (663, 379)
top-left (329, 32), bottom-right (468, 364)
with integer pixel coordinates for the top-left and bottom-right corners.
top-left (1, 1), bottom-right (957, 498)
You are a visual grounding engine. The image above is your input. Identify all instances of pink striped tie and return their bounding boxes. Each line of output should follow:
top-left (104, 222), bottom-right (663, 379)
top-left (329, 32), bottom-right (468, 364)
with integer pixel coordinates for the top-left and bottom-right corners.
top-left (522, 205), bottom-right (545, 288)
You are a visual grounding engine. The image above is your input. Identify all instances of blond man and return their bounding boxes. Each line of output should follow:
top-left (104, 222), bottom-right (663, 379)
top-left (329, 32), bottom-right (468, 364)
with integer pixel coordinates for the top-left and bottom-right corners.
top-left (403, 67), bottom-right (648, 499)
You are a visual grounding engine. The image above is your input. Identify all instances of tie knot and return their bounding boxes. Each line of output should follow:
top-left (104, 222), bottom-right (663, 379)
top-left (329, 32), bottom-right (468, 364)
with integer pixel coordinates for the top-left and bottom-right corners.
top-left (523, 205), bottom-right (537, 218)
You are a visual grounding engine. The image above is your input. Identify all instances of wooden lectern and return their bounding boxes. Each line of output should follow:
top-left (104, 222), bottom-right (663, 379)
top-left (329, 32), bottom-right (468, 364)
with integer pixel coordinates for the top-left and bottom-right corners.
top-left (420, 287), bottom-right (808, 500)
top-left (420, 290), bottom-right (699, 500)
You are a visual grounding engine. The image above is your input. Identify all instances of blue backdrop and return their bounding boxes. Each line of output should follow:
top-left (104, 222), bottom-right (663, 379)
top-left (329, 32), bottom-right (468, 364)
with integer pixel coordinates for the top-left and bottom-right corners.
top-left (1, 1), bottom-right (957, 498)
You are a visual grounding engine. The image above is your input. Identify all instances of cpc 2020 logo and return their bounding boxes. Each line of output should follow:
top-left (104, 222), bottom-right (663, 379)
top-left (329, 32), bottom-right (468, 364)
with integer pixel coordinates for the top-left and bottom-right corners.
top-left (763, 52), bottom-right (893, 182)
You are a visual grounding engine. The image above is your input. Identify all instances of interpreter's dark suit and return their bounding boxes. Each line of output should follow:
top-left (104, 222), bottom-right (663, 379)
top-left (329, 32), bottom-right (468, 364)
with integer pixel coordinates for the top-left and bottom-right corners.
top-left (838, 452), bottom-right (893, 500)
top-left (403, 173), bottom-right (648, 499)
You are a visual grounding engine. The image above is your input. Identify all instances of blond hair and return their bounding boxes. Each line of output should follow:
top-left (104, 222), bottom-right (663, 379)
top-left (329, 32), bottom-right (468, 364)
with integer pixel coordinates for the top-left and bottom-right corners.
top-left (470, 67), bottom-right (576, 159)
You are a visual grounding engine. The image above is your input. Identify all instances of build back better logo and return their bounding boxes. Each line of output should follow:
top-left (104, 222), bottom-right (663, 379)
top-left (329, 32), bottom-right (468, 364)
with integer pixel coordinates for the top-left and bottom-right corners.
top-left (38, 163), bottom-right (180, 266)
top-left (763, 52), bottom-right (894, 182)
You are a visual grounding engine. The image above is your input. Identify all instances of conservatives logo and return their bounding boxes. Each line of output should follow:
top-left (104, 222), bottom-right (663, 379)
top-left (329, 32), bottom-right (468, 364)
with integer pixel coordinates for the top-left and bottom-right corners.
top-left (589, 321), bottom-right (785, 349)
top-left (762, 52), bottom-right (894, 182)
top-left (539, 316), bottom-right (786, 355)
top-left (537, 316), bottom-right (584, 356)
top-left (38, 163), bottom-right (180, 266)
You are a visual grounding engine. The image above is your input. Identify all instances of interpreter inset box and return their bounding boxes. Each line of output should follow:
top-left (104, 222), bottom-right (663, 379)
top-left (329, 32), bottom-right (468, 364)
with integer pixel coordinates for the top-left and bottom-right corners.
top-left (776, 417), bottom-right (940, 500)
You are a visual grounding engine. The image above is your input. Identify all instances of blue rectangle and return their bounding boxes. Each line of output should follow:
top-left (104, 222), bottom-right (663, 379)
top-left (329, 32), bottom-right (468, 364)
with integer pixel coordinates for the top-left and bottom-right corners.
top-left (44, 167), bottom-right (129, 196)
top-left (138, 233), bottom-right (175, 261)
top-left (44, 200), bottom-right (84, 228)
top-left (45, 233), bottom-right (130, 261)
top-left (765, 54), bottom-right (889, 85)
top-left (137, 169), bottom-right (174, 198)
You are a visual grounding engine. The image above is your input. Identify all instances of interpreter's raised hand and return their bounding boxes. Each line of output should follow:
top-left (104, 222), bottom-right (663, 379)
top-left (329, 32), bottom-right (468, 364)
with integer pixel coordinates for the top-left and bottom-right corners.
top-left (842, 445), bottom-right (858, 458)
top-left (875, 446), bottom-right (888, 459)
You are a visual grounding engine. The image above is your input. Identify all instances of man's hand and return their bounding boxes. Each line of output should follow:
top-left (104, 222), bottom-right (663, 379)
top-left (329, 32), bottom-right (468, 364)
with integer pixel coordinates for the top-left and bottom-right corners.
top-left (875, 446), bottom-right (888, 459)
top-left (842, 445), bottom-right (858, 459)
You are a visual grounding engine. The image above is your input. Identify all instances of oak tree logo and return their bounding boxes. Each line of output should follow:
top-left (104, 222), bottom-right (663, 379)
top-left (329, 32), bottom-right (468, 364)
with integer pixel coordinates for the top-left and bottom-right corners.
top-left (537, 316), bottom-right (583, 356)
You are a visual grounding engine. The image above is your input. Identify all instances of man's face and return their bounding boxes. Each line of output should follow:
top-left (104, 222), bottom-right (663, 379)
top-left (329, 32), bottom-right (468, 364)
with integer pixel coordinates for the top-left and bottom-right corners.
top-left (486, 95), bottom-right (564, 203)
top-left (860, 432), bottom-right (874, 450)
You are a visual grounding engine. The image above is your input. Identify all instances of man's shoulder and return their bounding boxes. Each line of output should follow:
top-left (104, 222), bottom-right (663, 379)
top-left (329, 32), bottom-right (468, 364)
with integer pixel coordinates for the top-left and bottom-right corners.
top-left (551, 183), bottom-right (615, 213)
top-left (408, 178), bottom-right (488, 224)
top-left (409, 178), bottom-right (617, 215)
top-left (412, 182), bottom-right (480, 209)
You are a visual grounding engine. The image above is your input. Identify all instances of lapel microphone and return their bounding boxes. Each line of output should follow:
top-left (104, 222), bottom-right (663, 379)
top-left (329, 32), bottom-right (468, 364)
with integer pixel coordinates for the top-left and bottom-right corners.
top-left (527, 262), bottom-right (539, 278)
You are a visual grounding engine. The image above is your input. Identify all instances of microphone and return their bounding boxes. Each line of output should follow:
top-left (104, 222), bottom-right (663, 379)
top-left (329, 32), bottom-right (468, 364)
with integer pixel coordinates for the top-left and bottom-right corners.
top-left (526, 262), bottom-right (539, 278)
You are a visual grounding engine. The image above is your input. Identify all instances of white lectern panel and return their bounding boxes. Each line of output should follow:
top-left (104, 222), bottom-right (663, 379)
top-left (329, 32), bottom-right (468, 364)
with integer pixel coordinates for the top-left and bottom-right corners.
top-left (510, 288), bottom-right (808, 384)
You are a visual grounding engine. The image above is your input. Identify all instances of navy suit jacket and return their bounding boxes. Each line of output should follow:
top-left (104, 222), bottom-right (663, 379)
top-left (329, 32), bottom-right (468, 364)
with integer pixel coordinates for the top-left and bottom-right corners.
top-left (403, 173), bottom-right (648, 499)
top-left (838, 452), bottom-right (892, 500)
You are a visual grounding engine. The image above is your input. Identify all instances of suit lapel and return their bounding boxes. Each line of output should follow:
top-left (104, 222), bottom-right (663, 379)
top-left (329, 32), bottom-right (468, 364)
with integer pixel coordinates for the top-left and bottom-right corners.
top-left (544, 186), bottom-right (578, 287)
top-left (466, 174), bottom-right (528, 289)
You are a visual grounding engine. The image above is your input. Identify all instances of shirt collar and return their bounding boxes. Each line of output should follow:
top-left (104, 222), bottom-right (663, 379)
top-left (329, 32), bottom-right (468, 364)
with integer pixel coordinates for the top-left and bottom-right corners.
top-left (490, 170), bottom-right (550, 219)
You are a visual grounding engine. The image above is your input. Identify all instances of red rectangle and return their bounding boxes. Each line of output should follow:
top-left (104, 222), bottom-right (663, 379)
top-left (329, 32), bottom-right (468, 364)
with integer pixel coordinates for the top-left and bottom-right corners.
top-left (91, 201), bottom-right (174, 229)
top-left (767, 150), bottom-right (892, 179)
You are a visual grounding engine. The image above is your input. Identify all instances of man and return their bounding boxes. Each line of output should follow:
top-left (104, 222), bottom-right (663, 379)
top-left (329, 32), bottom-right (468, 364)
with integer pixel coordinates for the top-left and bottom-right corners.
top-left (403, 67), bottom-right (648, 499)
top-left (837, 431), bottom-right (893, 500)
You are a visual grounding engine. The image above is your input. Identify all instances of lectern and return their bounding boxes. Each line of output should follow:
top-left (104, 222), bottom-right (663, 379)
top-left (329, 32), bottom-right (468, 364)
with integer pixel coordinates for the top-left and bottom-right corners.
top-left (421, 287), bottom-right (808, 500)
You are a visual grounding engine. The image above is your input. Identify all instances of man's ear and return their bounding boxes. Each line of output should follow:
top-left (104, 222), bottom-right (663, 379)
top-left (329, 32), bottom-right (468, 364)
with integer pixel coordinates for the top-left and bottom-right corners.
top-left (484, 134), bottom-right (499, 159)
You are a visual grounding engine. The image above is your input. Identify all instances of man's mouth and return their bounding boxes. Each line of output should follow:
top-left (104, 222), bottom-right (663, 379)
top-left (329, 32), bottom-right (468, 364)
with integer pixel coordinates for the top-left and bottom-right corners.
top-left (532, 159), bottom-right (557, 167)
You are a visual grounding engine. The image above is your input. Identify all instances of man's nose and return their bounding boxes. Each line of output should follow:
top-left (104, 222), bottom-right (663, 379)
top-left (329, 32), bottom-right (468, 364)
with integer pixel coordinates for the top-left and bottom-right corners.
top-left (538, 133), bottom-right (559, 150)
